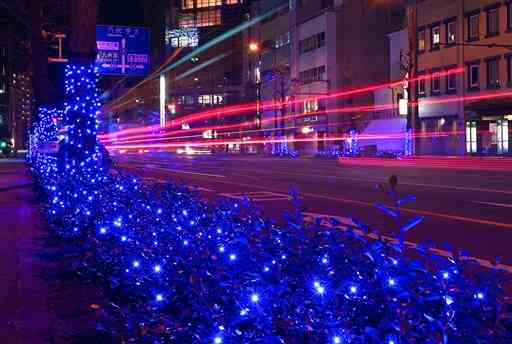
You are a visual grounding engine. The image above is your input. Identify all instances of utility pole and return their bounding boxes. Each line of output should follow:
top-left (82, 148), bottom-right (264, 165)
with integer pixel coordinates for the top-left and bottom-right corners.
top-left (406, 0), bottom-right (419, 155)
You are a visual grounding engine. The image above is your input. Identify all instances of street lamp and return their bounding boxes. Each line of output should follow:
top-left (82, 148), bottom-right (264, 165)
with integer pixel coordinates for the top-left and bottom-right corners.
top-left (248, 42), bottom-right (260, 53)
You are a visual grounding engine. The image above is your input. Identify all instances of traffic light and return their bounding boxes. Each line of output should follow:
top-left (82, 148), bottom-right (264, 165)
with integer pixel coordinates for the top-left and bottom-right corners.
top-left (167, 102), bottom-right (176, 115)
top-left (0, 140), bottom-right (7, 148)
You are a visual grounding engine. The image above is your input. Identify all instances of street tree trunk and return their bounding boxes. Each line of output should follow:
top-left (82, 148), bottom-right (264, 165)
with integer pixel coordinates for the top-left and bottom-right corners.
top-left (69, 0), bottom-right (98, 60)
top-left (29, 0), bottom-right (50, 109)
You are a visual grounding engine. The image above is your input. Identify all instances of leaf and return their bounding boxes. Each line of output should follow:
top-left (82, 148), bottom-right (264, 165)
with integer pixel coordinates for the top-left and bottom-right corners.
top-left (402, 216), bottom-right (424, 233)
top-left (375, 203), bottom-right (398, 219)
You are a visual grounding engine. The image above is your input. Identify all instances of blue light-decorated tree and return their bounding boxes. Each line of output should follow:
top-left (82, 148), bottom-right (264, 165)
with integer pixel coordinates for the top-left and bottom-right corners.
top-left (57, 63), bottom-right (108, 177)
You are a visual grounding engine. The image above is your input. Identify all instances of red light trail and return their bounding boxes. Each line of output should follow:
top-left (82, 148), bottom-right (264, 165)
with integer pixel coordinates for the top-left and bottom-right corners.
top-left (104, 88), bottom-right (512, 149)
top-left (100, 68), bottom-right (464, 141)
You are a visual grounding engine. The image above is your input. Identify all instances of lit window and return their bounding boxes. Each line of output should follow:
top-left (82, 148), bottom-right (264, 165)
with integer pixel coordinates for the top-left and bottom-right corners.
top-left (466, 121), bottom-right (477, 153)
top-left (197, 0), bottom-right (221, 8)
top-left (196, 10), bottom-right (221, 27)
top-left (468, 63), bottom-right (480, 89)
top-left (497, 120), bottom-right (509, 154)
top-left (226, 0), bottom-right (239, 4)
top-left (182, 0), bottom-right (194, 9)
top-left (487, 7), bottom-right (499, 36)
top-left (431, 25), bottom-right (440, 49)
top-left (468, 14), bottom-right (479, 40)
top-left (198, 94), bottom-right (223, 105)
top-left (417, 29), bottom-right (425, 52)
top-left (486, 58), bottom-right (500, 88)
top-left (446, 21), bottom-right (456, 44)
top-left (179, 13), bottom-right (195, 28)
top-left (166, 28), bottom-right (199, 47)
top-left (303, 99), bottom-right (319, 114)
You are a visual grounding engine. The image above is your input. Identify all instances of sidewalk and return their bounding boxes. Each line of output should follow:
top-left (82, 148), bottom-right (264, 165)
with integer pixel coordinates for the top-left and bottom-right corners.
top-left (0, 161), bottom-right (105, 343)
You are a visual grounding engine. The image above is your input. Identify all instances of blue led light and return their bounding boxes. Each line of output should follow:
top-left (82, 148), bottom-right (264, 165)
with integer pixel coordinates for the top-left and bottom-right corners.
top-left (251, 293), bottom-right (260, 303)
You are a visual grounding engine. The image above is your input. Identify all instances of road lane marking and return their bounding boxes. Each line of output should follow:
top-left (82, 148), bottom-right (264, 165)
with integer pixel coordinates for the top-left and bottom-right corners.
top-left (209, 180), bottom-right (512, 230)
top-left (220, 191), bottom-right (291, 202)
top-left (122, 164), bottom-right (512, 230)
top-left (194, 186), bottom-right (215, 192)
top-left (144, 166), bottom-right (226, 178)
top-left (472, 201), bottom-right (512, 209)
top-left (303, 212), bottom-right (512, 274)
top-left (221, 167), bottom-right (512, 195)
top-left (121, 159), bottom-right (512, 195)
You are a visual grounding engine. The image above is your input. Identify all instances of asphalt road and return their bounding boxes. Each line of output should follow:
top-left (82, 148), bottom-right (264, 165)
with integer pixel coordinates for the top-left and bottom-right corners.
top-left (115, 153), bottom-right (512, 271)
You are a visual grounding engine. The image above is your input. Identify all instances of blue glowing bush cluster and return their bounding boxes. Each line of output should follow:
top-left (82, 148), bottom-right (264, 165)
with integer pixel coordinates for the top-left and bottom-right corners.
top-left (29, 64), bottom-right (512, 343)
top-left (29, 159), bottom-right (512, 343)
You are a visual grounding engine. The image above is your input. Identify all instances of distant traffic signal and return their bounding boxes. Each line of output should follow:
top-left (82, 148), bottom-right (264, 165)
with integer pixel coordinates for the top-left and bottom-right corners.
top-left (167, 102), bottom-right (177, 115)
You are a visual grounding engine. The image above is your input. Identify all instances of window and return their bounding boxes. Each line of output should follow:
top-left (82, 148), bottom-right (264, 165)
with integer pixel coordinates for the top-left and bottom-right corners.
top-left (197, 0), bottom-right (221, 8)
top-left (487, 58), bottom-right (500, 88)
top-left (446, 20), bottom-right (456, 45)
top-left (417, 73), bottom-right (426, 96)
top-left (226, 0), bottom-right (239, 4)
top-left (274, 31), bottom-right (290, 49)
top-left (299, 66), bottom-right (326, 84)
top-left (487, 7), bottom-right (499, 36)
top-left (508, 55), bottom-right (512, 84)
top-left (182, 0), bottom-right (194, 9)
top-left (179, 13), bottom-right (195, 28)
top-left (431, 71), bottom-right (441, 94)
top-left (468, 63), bottom-right (480, 89)
top-left (468, 14), bottom-right (479, 40)
top-left (198, 94), bottom-right (224, 105)
top-left (196, 9), bottom-right (221, 27)
top-left (446, 69), bottom-right (457, 92)
top-left (466, 121), bottom-right (477, 153)
top-left (303, 99), bottom-right (319, 114)
top-left (431, 25), bottom-right (440, 49)
top-left (508, 3), bottom-right (512, 31)
top-left (497, 120), bottom-right (509, 154)
top-left (299, 32), bottom-right (325, 54)
top-left (418, 29), bottom-right (426, 52)
top-left (166, 28), bottom-right (199, 47)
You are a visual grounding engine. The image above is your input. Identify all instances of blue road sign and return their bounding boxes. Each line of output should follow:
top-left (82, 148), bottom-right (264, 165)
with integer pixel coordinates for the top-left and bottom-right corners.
top-left (96, 25), bottom-right (151, 76)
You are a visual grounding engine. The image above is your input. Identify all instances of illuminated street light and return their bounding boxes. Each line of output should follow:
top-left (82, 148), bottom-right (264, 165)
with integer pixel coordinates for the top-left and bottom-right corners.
top-left (160, 74), bottom-right (166, 128)
top-left (249, 42), bottom-right (259, 53)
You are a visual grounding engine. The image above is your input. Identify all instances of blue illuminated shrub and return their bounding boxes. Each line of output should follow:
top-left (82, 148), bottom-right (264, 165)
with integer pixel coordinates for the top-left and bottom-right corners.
top-left (28, 62), bottom-right (512, 343)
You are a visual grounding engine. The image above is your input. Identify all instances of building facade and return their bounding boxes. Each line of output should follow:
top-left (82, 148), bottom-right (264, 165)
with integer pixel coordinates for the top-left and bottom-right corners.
top-left (246, 0), bottom-right (406, 155)
top-left (163, 0), bottom-right (253, 152)
top-left (413, 0), bottom-right (512, 155)
top-left (0, 1), bottom-right (34, 150)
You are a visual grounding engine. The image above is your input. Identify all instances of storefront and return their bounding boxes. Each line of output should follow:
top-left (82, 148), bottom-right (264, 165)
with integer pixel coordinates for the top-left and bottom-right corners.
top-left (465, 99), bottom-right (511, 156)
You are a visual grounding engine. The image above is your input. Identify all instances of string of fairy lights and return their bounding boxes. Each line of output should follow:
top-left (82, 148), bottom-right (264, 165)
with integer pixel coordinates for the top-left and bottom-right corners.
top-left (28, 62), bottom-right (512, 342)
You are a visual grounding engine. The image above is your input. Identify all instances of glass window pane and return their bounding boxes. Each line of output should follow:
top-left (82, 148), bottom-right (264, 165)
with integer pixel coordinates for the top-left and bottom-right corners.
top-left (469, 15), bottom-right (479, 39)
top-left (488, 9), bottom-right (499, 34)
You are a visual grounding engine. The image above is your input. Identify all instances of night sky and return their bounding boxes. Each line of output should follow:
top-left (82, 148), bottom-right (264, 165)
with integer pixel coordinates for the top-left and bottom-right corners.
top-left (98, 0), bottom-right (146, 27)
